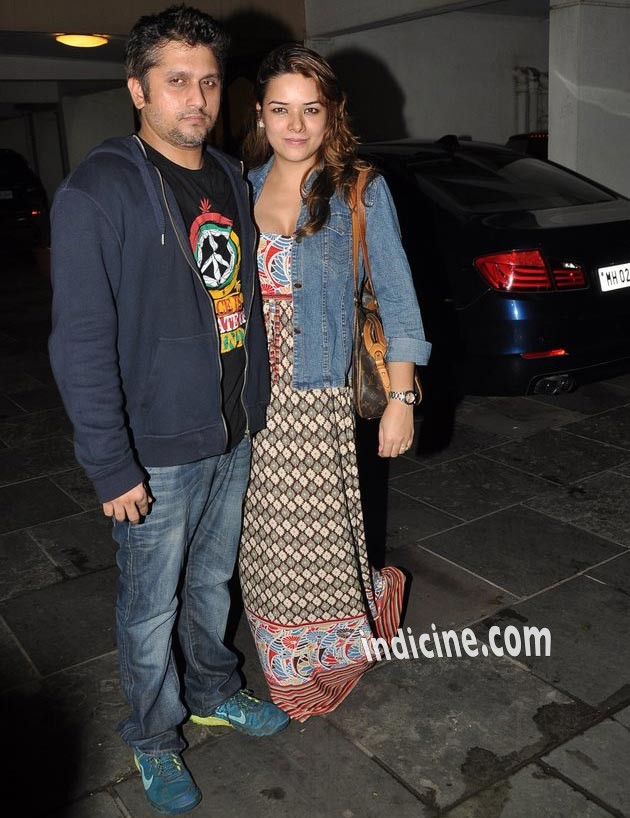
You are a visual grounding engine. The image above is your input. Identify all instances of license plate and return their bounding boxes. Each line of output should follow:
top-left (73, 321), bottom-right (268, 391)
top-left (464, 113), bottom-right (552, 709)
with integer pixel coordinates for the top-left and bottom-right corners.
top-left (598, 262), bottom-right (630, 292)
top-left (0, 190), bottom-right (12, 200)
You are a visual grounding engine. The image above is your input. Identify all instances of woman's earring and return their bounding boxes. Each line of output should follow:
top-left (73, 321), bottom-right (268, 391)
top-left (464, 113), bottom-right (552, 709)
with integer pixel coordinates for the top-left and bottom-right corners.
top-left (257, 120), bottom-right (265, 129)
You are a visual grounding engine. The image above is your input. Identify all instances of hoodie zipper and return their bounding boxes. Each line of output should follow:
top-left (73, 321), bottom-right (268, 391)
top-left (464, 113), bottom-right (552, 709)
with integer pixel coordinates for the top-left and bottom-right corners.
top-left (238, 160), bottom-right (254, 437)
top-left (155, 166), bottom-right (229, 447)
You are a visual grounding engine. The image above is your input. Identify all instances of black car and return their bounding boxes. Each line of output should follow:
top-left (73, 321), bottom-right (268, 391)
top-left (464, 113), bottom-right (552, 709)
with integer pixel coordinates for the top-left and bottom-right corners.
top-left (0, 149), bottom-right (49, 247)
top-left (362, 137), bottom-right (630, 395)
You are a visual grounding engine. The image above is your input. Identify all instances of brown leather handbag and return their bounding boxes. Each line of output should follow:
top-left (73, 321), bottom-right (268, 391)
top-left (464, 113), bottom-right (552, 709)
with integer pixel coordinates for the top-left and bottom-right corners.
top-left (351, 170), bottom-right (422, 420)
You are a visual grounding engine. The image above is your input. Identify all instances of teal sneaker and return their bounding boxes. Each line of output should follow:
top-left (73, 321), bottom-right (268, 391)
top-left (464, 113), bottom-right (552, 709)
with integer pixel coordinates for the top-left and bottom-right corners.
top-left (134, 750), bottom-right (201, 814)
top-left (190, 689), bottom-right (290, 736)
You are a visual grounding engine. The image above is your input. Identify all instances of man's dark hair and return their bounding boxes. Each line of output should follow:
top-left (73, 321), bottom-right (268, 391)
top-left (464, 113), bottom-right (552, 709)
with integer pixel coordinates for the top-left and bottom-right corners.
top-left (125, 4), bottom-right (230, 94)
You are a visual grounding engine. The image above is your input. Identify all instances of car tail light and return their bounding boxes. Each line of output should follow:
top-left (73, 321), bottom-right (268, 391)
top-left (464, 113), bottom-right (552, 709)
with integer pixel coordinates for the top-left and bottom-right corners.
top-left (551, 262), bottom-right (586, 288)
top-left (521, 349), bottom-right (568, 359)
top-left (474, 250), bottom-right (586, 292)
top-left (475, 250), bottom-right (551, 291)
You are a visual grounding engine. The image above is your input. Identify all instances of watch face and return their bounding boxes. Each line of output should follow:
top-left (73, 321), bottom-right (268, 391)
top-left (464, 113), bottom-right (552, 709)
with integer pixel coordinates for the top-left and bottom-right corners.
top-left (404, 391), bottom-right (417, 405)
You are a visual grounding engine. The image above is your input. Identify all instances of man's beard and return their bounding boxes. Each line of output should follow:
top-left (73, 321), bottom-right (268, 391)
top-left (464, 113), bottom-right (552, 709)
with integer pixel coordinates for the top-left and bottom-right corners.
top-left (167, 123), bottom-right (211, 147)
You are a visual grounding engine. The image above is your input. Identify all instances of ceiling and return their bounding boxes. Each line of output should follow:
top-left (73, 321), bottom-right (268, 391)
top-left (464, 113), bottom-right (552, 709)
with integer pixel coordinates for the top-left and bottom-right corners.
top-left (0, 31), bottom-right (126, 64)
top-left (471, 0), bottom-right (549, 17)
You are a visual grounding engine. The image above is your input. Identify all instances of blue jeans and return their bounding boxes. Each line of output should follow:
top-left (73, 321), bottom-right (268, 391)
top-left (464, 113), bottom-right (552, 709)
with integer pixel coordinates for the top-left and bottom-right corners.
top-left (112, 436), bottom-right (251, 754)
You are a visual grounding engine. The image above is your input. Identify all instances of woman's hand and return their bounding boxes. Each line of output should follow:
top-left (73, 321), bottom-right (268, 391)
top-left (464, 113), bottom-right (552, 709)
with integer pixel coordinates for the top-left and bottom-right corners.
top-left (378, 400), bottom-right (414, 458)
top-left (378, 361), bottom-right (416, 457)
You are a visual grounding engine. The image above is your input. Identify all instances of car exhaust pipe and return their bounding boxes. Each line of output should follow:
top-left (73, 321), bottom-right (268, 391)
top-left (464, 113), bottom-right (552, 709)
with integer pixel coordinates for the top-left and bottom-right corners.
top-left (533, 374), bottom-right (577, 395)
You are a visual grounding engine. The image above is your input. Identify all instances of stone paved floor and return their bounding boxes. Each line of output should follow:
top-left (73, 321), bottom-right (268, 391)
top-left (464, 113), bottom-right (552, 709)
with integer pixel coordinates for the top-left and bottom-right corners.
top-left (1, 253), bottom-right (630, 817)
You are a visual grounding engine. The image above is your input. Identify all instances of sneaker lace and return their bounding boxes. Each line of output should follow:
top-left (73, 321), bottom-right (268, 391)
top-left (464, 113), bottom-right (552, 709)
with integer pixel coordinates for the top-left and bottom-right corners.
top-left (231, 689), bottom-right (259, 712)
top-left (153, 753), bottom-right (184, 782)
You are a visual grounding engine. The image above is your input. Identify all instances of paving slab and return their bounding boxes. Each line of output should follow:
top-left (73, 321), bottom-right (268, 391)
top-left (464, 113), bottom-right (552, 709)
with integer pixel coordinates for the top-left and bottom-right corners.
top-left (0, 529), bottom-right (62, 601)
top-left (0, 436), bottom-right (77, 486)
top-left (0, 334), bottom-right (50, 358)
top-left (388, 452), bottom-right (426, 478)
top-left (3, 318), bottom-right (52, 349)
top-left (51, 467), bottom-right (101, 511)
top-left (526, 471), bottom-right (630, 548)
top-left (612, 706), bottom-right (630, 731)
top-left (0, 370), bottom-right (44, 394)
top-left (392, 455), bottom-right (551, 521)
top-left (611, 460), bottom-right (630, 478)
top-left (9, 383), bottom-right (63, 412)
top-left (456, 397), bottom-right (583, 439)
top-left (479, 577), bottom-right (630, 710)
top-left (445, 764), bottom-right (614, 818)
top-left (385, 487), bottom-right (461, 549)
top-left (528, 381), bottom-right (630, 415)
top-left (411, 420), bottom-right (510, 466)
top-left (0, 477), bottom-right (82, 534)
top-left (587, 552), bottom-right (630, 596)
top-left (563, 405), bottom-right (630, 451)
top-left (327, 654), bottom-right (591, 812)
top-left (482, 429), bottom-right (630, 484)
top-left (48, 792), bottom-right (127, 818)
top-left (393, 544), bottom-right (517, 632)
top-left (28, 509), bottom-right (117, 578)
top-left (0, 567), bottom-right (118, 674)
top-left (607, 373), bottom-right (630, 391)
top-left (0, 613), bottom-right (39, 693)
top-left (117, 716), bottom-right (431, 818)
top-left (419, 506), bottom-right (621, 597)
top-left (0, 406), bottom-right (73, 447)
top-left (543, 719), bottom-right (630, 815)
top-left (5, 653), bottom-right (132, 815)
top-left (0, 394), bottom-right (24, 420)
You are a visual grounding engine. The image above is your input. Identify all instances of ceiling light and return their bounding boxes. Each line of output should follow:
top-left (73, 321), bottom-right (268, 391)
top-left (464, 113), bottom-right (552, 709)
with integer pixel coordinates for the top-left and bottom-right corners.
top-left (55, 34), bottom-right (108, 48)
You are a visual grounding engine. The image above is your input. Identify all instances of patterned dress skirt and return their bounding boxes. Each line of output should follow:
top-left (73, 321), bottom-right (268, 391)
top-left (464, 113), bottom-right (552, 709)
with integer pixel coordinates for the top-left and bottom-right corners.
top-left (239, 234), bottom-right (405, 722)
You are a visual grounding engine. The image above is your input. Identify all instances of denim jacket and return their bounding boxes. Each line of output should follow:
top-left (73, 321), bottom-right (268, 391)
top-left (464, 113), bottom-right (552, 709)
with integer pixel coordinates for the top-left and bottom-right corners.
top-left (249, 158), bottom-right (431, 390)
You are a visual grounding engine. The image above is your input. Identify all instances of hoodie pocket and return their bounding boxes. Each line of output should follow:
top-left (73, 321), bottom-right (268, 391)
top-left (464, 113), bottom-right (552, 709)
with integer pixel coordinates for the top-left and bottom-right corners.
top-left (141, 333), bottom-right (222, 436)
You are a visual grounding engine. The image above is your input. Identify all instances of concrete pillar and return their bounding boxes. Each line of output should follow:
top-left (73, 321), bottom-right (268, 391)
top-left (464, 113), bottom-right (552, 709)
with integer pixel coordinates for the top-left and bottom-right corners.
top-left (549, 0), bottom-right (630, 196)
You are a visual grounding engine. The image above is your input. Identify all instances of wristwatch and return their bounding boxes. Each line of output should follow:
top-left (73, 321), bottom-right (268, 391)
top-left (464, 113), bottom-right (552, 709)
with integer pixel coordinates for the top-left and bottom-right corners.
top-left (388, 389), bottom-right (420, 406)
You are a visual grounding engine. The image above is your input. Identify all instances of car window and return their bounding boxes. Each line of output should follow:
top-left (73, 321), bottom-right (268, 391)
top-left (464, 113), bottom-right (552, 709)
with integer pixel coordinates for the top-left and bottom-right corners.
top-left (409, 152), bottom-right (617, 213)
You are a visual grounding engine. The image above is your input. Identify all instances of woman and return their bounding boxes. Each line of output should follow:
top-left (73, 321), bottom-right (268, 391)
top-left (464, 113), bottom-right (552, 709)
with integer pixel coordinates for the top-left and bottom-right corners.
top-left (239, 44), bottom-right (431, 722)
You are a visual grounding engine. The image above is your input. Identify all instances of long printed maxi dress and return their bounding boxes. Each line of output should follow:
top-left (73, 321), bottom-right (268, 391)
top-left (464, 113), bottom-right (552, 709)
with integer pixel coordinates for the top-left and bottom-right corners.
top-left (239, 232), bottom-right (405, 722)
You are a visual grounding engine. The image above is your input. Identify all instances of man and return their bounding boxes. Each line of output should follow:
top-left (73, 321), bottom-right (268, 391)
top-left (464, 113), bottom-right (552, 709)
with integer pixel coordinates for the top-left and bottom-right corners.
top-left (49, 6), bottom-right (287, 814)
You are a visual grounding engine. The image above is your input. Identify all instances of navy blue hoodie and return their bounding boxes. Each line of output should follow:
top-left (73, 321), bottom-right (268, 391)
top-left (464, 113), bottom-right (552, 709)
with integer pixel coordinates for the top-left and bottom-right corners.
top-left (49, 135), bottom-right (269, 503)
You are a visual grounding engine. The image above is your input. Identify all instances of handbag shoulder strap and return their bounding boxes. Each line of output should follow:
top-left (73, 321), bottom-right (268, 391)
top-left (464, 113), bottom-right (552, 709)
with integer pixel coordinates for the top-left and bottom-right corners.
top-left (351, 169), bottom-right (375, 299)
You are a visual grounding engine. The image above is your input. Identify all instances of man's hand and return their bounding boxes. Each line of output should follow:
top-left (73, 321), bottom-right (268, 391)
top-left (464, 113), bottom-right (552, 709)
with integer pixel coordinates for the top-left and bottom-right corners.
top-left (102, 482), bottom-right (153, 524)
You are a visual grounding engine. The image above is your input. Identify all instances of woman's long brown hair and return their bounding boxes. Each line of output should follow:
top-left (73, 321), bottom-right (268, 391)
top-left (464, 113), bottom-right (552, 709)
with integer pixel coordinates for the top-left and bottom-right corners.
top-left (241, 43), bottom-right (375, 241)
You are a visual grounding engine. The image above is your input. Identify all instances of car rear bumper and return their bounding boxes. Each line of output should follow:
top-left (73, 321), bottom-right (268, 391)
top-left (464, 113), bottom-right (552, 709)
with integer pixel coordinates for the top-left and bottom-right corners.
top-left (456, 289), bottom-right (630, 394)
top-left (460, 349), bottom-right (630, 395)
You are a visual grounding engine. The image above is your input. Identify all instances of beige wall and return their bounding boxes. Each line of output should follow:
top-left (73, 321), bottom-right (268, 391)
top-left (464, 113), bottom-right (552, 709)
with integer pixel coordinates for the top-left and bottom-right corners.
top-left (63, 86), bottom-right (135, 170)
top-left (0, 0), bottom-right (305, 38)
top-left (549, 0), bottom-right (630, 196)
top-left (311, 11), bottom-right (549, 144)
top-left (307, 0), bottom-right (496, 37)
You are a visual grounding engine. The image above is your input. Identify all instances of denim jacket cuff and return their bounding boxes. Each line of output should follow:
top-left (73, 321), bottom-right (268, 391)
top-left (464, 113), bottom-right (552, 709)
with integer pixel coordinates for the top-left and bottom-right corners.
top-left (385, 337), bottom-right (432, 366)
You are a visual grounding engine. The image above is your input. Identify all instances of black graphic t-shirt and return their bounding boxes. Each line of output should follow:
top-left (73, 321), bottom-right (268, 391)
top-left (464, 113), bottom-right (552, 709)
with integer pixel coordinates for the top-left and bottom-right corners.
top-left (143, 140), bottom-right (246, 450)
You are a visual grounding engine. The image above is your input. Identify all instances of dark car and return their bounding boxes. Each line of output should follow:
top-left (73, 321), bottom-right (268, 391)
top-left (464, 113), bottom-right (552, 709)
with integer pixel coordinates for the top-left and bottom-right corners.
top-left (0, 149), bottom-right (49, 247)
top-left (361, 137), bottom-right (630, 395)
